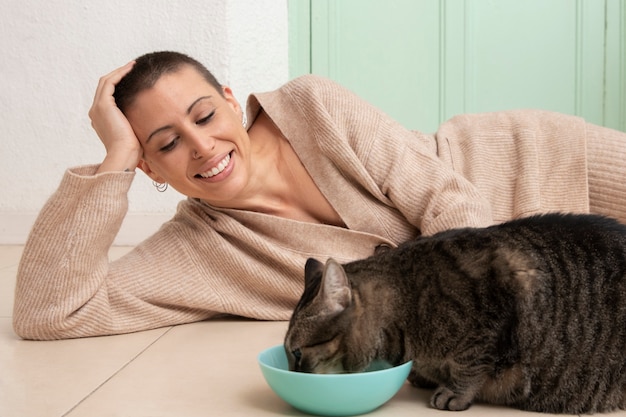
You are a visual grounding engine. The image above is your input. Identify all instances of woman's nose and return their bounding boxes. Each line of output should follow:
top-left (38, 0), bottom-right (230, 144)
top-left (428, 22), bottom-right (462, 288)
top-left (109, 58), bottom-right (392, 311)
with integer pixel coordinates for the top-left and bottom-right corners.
top-left (188, 129), bottom-right (215, 159)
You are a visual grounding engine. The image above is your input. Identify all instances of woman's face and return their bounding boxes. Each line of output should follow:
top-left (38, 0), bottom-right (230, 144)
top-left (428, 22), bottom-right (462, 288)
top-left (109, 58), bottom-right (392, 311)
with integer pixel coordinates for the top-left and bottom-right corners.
top-left (126, 65), bottom-right (251, 205)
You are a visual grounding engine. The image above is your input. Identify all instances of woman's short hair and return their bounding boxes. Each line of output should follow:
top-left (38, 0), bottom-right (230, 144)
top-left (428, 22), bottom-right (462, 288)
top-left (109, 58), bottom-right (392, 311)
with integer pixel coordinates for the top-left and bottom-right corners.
top-left (114, 51), bottom-right (223, 113)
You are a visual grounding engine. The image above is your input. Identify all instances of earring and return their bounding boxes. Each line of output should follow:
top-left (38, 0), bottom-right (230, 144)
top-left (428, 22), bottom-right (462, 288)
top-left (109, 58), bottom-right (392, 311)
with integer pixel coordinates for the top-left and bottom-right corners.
top-left (242, 112), bottom-right (248, 129)
top-left (152, 181), bottom-right (168, 192)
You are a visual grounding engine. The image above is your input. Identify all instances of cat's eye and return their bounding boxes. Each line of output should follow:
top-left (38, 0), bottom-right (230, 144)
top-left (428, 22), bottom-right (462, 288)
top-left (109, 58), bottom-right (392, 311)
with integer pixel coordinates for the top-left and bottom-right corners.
top-left (292, 348), bottom-right (302, 369)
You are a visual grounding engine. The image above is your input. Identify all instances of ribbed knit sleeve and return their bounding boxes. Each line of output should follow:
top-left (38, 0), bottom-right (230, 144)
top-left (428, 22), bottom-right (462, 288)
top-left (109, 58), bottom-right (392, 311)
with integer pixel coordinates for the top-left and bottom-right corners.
top-left (12, 166), bottom-right (222, 340)
top-left (13, 165), bottom-right (135, 339)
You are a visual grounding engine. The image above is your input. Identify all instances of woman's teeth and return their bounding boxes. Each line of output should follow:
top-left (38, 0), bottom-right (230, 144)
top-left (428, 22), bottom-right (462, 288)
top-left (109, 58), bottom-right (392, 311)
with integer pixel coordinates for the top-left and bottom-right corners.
top-left (198, 153), bottom-right (231, 178)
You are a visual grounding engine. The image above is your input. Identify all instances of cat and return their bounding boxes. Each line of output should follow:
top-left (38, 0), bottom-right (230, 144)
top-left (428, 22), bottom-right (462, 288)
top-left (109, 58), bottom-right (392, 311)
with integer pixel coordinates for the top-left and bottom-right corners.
top-left (284, 213), bottom-right (626, 414)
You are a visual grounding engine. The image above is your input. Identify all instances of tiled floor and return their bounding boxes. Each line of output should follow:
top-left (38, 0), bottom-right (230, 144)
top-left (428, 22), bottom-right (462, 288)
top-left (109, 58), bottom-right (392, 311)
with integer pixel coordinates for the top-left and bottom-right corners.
top-left (1, 245), bottom-right (626, 417)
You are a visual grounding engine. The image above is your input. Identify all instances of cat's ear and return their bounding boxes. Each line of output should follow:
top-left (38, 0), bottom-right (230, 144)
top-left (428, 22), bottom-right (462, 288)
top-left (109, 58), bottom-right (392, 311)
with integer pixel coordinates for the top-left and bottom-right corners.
top-left (305, 258), bottom-right (325, 289)
top-left (321, 258), bottom-right (352, 314)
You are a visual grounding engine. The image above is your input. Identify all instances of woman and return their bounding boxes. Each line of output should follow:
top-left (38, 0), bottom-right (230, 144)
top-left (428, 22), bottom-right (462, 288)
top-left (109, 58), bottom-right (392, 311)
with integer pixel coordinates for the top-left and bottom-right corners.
top-left (13, 51), bottom-right (626, 340)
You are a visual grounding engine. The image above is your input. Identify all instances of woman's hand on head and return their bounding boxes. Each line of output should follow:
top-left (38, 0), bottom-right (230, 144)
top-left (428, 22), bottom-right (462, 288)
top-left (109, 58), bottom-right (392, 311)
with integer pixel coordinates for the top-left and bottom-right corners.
top-left (89, 61), bottom-right (143, 173)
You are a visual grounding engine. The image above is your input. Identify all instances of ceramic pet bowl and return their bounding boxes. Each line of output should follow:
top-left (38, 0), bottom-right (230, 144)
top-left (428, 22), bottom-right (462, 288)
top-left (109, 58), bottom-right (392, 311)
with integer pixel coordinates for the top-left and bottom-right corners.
top-left (258, 344), bottom-right (412, 416)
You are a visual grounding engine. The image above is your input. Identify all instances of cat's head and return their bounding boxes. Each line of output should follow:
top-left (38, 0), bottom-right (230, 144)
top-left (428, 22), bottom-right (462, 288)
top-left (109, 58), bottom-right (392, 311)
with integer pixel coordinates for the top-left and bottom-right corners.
top-left (284, 258), bottom-right (372, 374)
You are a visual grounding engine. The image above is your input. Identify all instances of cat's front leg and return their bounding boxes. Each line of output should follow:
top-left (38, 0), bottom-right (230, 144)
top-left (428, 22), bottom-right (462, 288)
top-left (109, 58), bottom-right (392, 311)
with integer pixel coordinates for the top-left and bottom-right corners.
top-left (408, 370), bottom-right (438, 389)
top-left (431, 386), bottom-right (474, 411)
top-left (415, 359), bottom-right (485, 410)
top-left (429, 370), bottom-right (486, 412)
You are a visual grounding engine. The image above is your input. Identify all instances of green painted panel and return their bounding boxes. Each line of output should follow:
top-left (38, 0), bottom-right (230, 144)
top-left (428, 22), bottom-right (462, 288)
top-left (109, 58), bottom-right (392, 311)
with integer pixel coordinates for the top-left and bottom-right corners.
top-left (604, 0), bottom-right (626, 131)
top-left (459, 0), bottom-right (583, 115)
top-left (288, 0), bottom-right (311, 78)
top-left (289, 0), bottom-right (626, 132)
top-left (311, 0), bottom-right (442, 132)
top-left (575, 0), bottom-right (607, 126)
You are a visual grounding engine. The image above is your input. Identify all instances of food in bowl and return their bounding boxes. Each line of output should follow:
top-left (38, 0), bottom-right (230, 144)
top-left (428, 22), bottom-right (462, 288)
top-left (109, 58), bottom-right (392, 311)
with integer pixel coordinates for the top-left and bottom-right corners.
top-left (258, 344), bottom-right (412, 416)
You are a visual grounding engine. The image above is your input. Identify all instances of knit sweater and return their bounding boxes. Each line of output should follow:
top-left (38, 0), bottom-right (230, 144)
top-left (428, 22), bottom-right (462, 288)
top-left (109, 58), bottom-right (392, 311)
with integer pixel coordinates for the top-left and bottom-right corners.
top-left (13, 75), bottom-right (588, 340)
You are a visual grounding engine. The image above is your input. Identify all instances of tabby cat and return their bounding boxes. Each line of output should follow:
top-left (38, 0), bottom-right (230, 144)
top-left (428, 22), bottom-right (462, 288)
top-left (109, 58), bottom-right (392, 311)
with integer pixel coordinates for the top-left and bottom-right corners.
top-left (284, 213), bottom-right (626, 414)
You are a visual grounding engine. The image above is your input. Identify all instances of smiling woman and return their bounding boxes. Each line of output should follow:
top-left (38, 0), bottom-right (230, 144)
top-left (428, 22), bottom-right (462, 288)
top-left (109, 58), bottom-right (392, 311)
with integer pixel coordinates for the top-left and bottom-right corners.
top-left (12, 50), bottom-right (626, 340)
top-left (122, 66), bottom-right (256, 204)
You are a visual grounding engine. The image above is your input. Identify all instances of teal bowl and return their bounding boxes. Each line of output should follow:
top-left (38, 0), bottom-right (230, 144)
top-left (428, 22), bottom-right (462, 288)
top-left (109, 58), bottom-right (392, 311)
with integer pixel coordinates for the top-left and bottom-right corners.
top-left (257, 344), bottom-right (412, 416)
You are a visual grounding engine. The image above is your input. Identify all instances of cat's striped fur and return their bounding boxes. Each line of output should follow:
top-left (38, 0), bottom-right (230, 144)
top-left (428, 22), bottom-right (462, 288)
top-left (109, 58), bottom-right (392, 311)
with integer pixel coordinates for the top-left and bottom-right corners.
top-left (285, 213), bottom-right (626, 413)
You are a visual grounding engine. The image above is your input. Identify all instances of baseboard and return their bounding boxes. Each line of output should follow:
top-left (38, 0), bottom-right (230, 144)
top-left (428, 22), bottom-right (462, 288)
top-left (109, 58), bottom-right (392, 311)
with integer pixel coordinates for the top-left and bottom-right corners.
top-left (0, 212), bottom-right (173, 246)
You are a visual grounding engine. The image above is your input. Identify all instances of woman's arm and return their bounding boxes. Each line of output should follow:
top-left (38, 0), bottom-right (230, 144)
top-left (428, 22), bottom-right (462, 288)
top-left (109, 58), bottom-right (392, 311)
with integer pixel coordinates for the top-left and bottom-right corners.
top-left (12, 166), bottom-right (217, 340)
top-left (372, 121), bottom-right (494, 235)
top-left (279, 75), bottom-right (494, 236)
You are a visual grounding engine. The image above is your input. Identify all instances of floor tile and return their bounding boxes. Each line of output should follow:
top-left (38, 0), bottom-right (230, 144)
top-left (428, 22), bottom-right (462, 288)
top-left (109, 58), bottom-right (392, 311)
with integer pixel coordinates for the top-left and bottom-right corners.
top-left (108, 246), bottom-right (134, 261)
top-left (66, 320), bottom-right (292, 417)
top-left (0, 318), bottom-right (170, 417)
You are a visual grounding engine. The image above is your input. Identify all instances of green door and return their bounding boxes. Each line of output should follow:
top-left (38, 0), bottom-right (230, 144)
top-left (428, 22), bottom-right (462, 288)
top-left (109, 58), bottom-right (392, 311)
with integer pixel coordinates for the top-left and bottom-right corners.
top-left (289, 0), bottom-right (626, 133)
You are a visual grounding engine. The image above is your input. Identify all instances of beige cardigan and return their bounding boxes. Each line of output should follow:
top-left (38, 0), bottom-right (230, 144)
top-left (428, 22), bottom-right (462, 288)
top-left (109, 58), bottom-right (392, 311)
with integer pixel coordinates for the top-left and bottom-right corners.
top-left (13, 75), bottom-right (588, 340)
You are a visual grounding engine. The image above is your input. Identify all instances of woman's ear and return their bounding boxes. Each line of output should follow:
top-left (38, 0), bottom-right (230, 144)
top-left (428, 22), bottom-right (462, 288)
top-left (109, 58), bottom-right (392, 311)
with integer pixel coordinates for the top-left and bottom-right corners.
top-left (222, 86), bottom-right (243, 116)
top-left (137, 159), bottom-right (165, 183)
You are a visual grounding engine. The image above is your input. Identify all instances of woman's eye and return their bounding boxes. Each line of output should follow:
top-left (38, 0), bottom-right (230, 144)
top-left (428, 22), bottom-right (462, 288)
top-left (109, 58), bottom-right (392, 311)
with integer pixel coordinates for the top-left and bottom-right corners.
top-left (196, 111), bottom-right (215, 125)
top-left (159, 137), bottom-right (179, 152)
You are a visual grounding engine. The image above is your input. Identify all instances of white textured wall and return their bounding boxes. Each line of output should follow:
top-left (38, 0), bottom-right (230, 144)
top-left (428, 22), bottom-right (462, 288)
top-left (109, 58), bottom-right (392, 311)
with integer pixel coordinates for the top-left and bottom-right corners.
top-left (0, 0), bottom-right (289, 244)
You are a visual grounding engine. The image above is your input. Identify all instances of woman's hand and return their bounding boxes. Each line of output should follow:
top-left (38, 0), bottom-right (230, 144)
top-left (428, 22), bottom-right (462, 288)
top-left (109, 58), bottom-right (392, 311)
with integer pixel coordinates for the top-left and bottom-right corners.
top-left (89, 61), bottom-right (143, 173)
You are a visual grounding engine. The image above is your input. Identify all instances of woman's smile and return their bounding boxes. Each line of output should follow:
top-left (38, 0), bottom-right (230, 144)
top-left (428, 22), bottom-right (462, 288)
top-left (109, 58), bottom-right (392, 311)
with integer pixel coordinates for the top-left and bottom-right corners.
top-left (195, 151), bottom-right (234, 182)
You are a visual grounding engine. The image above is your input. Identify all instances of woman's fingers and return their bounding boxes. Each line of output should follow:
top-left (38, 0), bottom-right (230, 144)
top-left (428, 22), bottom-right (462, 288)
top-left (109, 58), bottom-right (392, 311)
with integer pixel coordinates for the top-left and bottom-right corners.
top-left (90, 61), bottom-right (135, 117)
top-left (89, 61), bottom-right (143, 173)
top-left (95, 61), bottom-right (135, 98)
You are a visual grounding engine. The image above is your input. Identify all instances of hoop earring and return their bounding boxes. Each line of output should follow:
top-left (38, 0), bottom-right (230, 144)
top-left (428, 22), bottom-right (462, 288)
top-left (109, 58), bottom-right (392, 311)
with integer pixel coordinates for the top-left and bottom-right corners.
top-left (152, 181), bottom-right (168, 192)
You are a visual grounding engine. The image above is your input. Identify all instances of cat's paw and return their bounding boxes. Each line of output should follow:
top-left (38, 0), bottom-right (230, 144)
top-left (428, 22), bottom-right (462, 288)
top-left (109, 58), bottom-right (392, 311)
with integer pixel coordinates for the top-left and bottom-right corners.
top-left (430, 386), bottom-right (472, 411)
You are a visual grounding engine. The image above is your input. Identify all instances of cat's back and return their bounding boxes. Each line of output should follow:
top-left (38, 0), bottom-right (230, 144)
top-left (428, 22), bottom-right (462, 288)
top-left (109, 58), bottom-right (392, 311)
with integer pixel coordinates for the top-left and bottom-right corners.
top-left (494, 212), bottom-right (626, 247)
top-left (433, 212), bottom-right (626, 252)
top-left (414, 213), bottom-right (626, 283)
top-left (487, 213), bottom-right (626, 296)
top-left (345, 213), bottom-right (626, 295)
